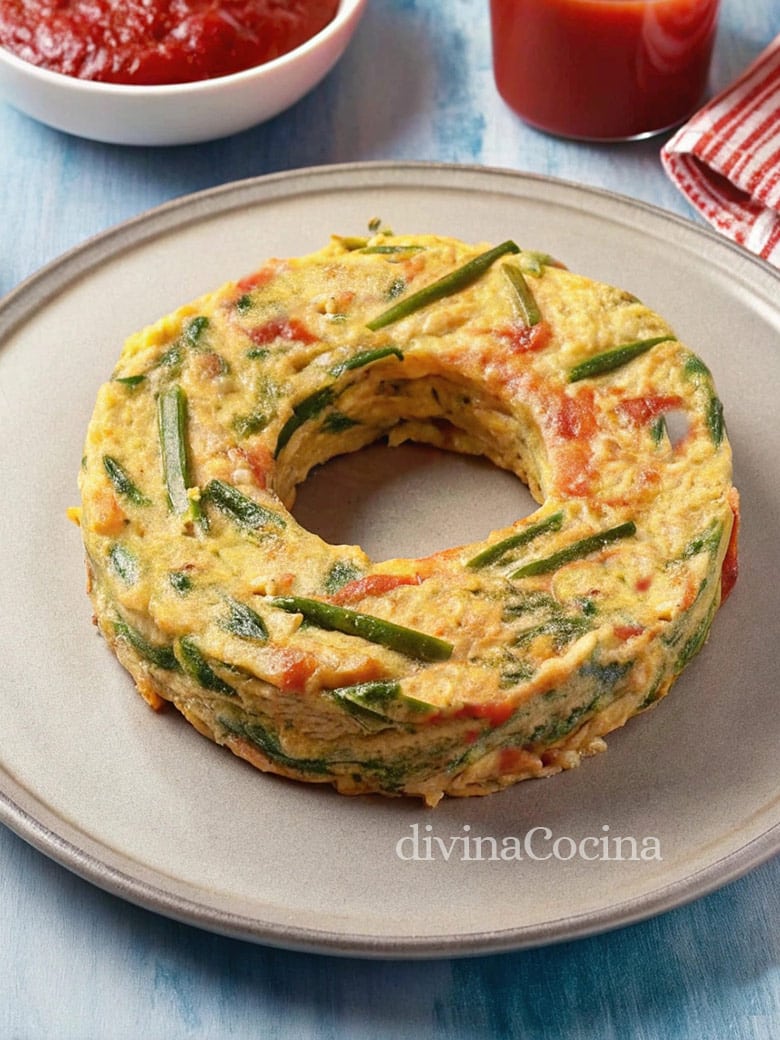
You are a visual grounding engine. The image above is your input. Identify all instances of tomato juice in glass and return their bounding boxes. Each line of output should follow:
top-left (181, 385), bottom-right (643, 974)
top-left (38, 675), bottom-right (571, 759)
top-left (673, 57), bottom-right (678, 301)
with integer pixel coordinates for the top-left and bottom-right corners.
top-left (489, 0), bottom-right (720, 140)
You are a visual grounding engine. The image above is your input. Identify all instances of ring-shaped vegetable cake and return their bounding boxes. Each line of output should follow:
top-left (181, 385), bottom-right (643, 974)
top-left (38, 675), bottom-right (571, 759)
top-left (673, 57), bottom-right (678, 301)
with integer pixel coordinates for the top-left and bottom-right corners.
top-left (77, 233), bottom-right (739, 805)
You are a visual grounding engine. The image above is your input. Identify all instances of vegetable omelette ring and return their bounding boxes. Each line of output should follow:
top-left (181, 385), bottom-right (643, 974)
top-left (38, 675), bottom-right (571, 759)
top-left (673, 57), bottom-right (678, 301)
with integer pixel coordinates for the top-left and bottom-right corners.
top-left (77, 233), bottom-right (739, 806)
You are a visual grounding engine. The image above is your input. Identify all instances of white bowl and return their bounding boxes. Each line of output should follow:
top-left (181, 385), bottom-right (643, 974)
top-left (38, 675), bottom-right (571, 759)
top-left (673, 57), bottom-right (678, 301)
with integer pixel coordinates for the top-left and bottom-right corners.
top-left (0, 0), bottom-right (367, 146)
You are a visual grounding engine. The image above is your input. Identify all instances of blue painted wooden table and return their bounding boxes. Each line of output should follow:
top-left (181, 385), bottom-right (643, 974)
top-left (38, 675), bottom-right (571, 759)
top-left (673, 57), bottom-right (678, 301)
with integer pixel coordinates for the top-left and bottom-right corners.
top-left (1, 1), bottom-right (778, 1036)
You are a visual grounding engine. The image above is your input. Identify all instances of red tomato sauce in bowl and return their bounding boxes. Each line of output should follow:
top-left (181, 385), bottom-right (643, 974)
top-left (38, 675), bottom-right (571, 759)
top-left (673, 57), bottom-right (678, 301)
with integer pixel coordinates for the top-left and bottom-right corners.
top-left (489, 0), bottom-right (720, 140)
top-left (0, 0), bottom-right (340, 85)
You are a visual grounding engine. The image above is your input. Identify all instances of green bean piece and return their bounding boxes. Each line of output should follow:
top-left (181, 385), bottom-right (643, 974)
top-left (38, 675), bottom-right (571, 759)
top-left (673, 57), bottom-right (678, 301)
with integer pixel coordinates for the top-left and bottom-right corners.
top-left (502, 263), bottom-right (541, 326)
top-left (513, 614), bottom-right (592, 651)
top-left (114, 374), bottom-right (146, 388)
top-left (177, 636), bottom-right (237, 696)
top-left (218, 713), bottom-right (331, 774)
top-left (328, 346), bottom-right (404, 377)
top-left (103, 455), bottom-right (150, 506)
top-left (650, 416), bottom-right (667, 445)
top-left (386, 277), bottom-right (406, 300)
top-left (676, 599), bottom-right (717, 670)
top-left (366, 240), bottom-right (520, 331)
top-left (329, 679), bottom-right (402, 719)
top-left (274, 386), bottom-right (336, 456)
top-left (323, 560), bottom-right (363, 594)
top-left (358, 244), bottom-right (425, 255)
top-left (233, 408), bottom-right (270, 438)
top-left (222, 598), bottom-right (268, 641)
top-left (168, 570), bottom-right (193, 594)
top-left (681, 520), bottom-right (723, 560)
top-left (157, 385), bottom-right (193, 515)
top-left (510, 522), bottom-right (637, 578)
top-left (108, 543), bottom-right (140, 585)
top-left (204, 479), bottom-right (285, 530)
top-left (568, 336), bottom-right (673, 383)
top-left (184, 315), bottom-right (209, 345)
top-left (681, 353), bottom-right (724, 447)
top-left (156, 344), bottom-right (184, 373)
top-left (519, 251), bottom-right (558, 276)
top-left (114, 619), bottom-right (179, 671)
top-left (467, 511), bottom-right (564, 569)
top-left (707, 395), bottom-right (725, 446)
top-left (684, 354), bottom-right (711, 379)
top-left (271, 596), bottom-right (453, 662)
top-left (322, 412), bottom-right (359, 433)
top-left (330, 679), bottom-right (434, 720)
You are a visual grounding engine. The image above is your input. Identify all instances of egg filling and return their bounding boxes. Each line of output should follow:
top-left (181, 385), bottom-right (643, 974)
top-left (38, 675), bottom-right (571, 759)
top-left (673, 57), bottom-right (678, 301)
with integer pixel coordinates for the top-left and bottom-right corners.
top-left (77, 233), bottom-right (738, 804)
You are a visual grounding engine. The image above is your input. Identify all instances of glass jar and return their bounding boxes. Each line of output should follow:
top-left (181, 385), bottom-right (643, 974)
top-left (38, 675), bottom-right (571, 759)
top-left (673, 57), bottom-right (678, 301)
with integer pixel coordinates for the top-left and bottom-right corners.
top-left (489, 0), bottom-right (721, 141)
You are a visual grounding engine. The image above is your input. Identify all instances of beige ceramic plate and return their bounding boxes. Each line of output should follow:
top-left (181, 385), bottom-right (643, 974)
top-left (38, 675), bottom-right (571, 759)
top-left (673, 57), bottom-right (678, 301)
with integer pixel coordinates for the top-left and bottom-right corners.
top-left (0, 163), bottom-right (777, 957)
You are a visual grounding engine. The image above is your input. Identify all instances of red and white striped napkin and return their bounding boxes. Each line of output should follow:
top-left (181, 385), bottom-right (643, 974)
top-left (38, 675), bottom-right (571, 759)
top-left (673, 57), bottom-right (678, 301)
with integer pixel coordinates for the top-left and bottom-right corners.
top-left (661, 34), bottom-right (780, 267)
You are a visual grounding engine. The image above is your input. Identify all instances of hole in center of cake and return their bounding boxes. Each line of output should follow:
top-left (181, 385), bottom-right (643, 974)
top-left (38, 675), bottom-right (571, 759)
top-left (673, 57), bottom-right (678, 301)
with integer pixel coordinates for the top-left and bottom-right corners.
top-left (291, 439), bottom-right (537, 561)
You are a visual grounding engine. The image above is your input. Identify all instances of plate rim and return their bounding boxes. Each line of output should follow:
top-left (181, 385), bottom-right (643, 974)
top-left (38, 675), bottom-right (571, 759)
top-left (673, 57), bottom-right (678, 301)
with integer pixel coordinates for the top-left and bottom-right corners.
top-left (4, 158), bottom-right (780, 327)
top-left (1, 776), bottom-right (778, 959)
top-left (1, 160), bottom-right (778, 958)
